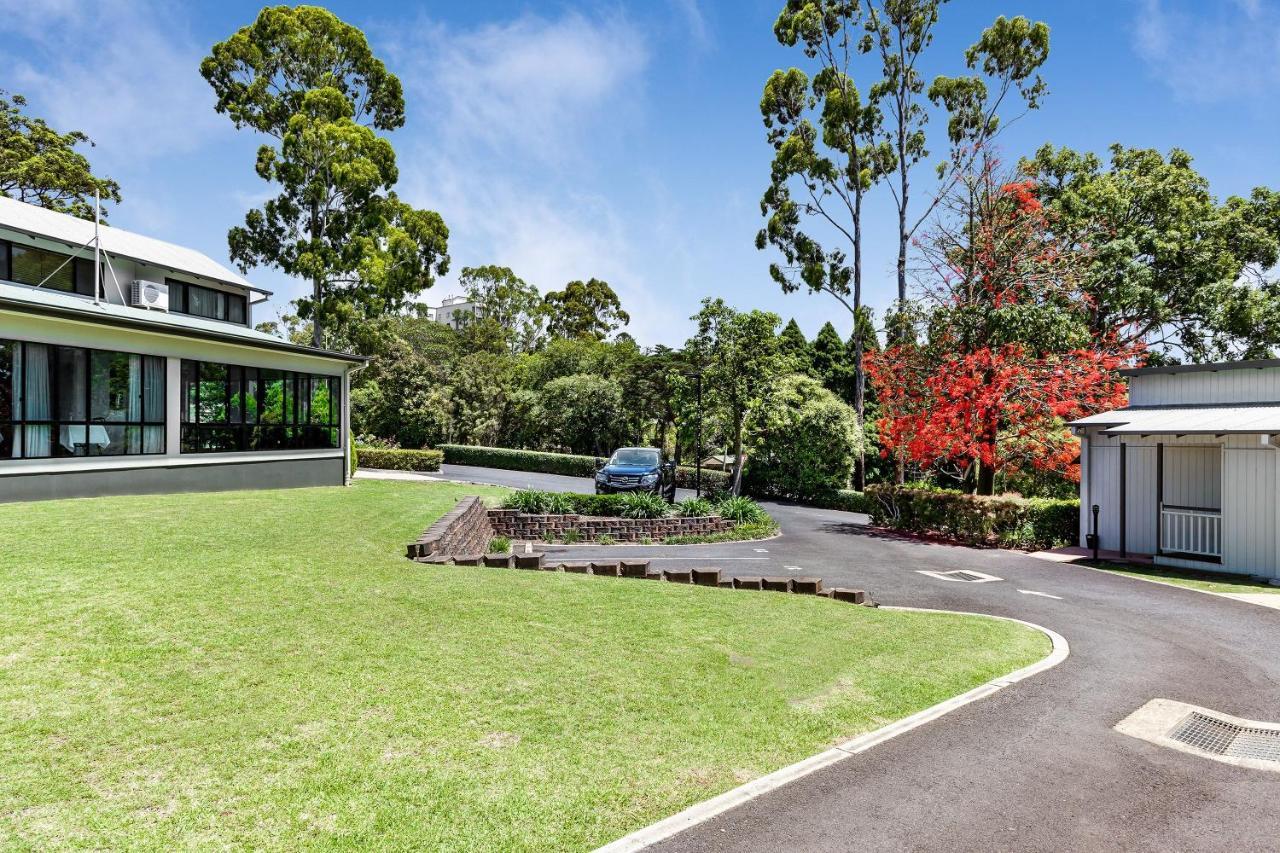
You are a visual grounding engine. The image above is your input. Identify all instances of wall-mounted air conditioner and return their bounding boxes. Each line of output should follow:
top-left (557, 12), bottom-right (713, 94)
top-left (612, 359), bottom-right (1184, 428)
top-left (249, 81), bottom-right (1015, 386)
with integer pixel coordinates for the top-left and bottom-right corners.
top-left (129, 280), bottom-right (169, 311)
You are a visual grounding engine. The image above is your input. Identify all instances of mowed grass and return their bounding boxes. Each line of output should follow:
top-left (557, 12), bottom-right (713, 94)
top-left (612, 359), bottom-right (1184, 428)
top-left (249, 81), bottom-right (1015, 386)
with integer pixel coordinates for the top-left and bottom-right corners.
top-left (0, 480), bottom-right (1048, 850)
top-left (1097, 562), bottom-right (1280, 596)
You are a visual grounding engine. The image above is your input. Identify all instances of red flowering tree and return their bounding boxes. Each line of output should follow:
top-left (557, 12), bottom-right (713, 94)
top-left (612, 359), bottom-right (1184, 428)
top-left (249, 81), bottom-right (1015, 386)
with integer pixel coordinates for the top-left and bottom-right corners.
top-left (867, 156), bottom-right (1144, 494)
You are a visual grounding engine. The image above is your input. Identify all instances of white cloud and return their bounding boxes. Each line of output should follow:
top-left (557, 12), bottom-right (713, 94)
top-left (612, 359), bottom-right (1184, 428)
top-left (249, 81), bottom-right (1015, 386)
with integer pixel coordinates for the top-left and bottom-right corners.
top-left (1133, 0), bottom-right (1280, 102)
top-left (0, 0), bottom-right (224, 161)
top-left (382, 10), bottom-right (689, 343)
top-left (669, 0), bottom-right (712, 50)
top-left (387, 11), bottom-right (647, 164)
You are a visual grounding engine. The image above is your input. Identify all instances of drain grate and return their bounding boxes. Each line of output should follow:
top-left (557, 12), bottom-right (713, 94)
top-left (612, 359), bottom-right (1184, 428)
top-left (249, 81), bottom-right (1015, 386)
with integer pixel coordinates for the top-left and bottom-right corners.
top-left (1170, 712), bottom-right (1280, 763)
top-left (948, 571), bottom-right (987, 582)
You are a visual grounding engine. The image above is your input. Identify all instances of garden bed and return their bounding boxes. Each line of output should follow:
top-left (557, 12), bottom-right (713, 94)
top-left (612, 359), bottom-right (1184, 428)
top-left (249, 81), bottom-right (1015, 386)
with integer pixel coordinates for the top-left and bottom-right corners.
top-left (493, 489), bottom-right (777, 545)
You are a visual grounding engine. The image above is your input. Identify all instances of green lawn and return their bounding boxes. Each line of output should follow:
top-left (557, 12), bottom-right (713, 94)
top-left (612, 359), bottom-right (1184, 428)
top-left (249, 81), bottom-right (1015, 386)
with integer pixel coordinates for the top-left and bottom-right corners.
top-left (1096, 562), bottom-right (1280, 596)
top-left (0, 480), bottom-right (1047, 851)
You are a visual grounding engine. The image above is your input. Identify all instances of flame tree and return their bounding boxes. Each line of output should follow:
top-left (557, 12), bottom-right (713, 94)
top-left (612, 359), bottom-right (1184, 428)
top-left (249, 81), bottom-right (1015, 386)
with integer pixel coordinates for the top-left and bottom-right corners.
top-left (866, 155), bottom-right (1144, 494)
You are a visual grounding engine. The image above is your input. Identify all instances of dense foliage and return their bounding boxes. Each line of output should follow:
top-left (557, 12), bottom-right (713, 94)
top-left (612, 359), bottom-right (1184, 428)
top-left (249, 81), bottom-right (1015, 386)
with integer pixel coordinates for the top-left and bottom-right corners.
top-left (744, 374), bottom-right (862, 500)
top-left (866, 485), bottom-right (1077, 549)
top-left (355, 447), bottom-right (443, 472)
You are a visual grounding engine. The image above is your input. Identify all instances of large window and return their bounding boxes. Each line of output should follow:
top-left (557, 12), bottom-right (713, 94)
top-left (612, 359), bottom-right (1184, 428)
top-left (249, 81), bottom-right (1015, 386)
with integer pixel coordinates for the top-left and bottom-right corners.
top-left (1, 239), bottom-right (97, 296)
top-left (167, 279), bottom-right (248, 325)
top-left (180, 359), bottom-right (339, 453)
top-left (0, 339), bottom-right (165, 459)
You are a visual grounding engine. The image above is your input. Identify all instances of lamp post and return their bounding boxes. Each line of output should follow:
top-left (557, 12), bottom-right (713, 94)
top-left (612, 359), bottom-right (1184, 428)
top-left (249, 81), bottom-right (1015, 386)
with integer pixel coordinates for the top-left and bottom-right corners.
top-left (683, 371), bottom-right (704, 498)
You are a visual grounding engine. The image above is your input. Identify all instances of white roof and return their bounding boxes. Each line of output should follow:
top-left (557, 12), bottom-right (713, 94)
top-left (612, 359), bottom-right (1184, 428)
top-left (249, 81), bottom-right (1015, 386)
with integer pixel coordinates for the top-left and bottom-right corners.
top-left (1071, 406), bottom-right (1280, 435)
top-left (0, 196), bottom-right (259, 292)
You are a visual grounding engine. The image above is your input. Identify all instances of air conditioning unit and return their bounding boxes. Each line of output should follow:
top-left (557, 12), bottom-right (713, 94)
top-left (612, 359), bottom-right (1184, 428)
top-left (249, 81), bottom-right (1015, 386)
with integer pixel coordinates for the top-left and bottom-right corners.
top-left (129, 280), bottom-right (169, 311)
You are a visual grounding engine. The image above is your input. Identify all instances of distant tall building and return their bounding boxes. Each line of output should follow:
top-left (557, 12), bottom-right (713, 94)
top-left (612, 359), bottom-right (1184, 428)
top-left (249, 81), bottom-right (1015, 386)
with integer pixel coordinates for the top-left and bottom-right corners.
top-left (427, 295), bottom-right (483, 329)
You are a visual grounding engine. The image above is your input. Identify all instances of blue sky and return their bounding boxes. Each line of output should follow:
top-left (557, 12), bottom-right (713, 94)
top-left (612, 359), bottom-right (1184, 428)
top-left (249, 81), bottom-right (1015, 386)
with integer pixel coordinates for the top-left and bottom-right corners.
top-left (3, 0), bottom-right (1277, 346)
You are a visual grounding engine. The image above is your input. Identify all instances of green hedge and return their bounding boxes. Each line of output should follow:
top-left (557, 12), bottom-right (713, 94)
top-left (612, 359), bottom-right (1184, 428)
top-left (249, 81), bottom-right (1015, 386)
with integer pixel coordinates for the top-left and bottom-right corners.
top-left (439, 444), bottom-right (599, 477)
top-left (810, 489), bottom-right (876, 514)
top-left (356, 447), bottom-right (444, 472)
top-left (865, 485), bottom-right (1078, 549)
top-left (439, 444), bottom-right (732, 491)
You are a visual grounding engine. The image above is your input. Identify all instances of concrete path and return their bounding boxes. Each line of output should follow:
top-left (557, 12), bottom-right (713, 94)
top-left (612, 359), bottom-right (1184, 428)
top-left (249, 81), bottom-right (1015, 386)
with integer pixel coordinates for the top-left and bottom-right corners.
top-left (405, 464), bottom-right (1280, 850)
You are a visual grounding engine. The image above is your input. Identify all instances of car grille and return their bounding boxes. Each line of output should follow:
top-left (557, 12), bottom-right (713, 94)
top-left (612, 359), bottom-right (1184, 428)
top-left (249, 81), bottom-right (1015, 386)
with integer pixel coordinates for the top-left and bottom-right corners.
top-left (608, 475), bottom-right (643, 486)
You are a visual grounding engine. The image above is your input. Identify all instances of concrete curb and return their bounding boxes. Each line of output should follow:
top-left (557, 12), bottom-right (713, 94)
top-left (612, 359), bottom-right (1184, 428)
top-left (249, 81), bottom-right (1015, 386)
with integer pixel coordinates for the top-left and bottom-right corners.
top-left (594, 608), bottom-right (1069, 853)
top-left (1068, 562), bottom-right (1280, 612)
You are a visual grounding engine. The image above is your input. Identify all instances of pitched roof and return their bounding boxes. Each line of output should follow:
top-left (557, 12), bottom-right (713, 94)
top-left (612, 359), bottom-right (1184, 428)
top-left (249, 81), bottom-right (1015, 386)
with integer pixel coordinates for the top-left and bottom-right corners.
top-left (1070, 405), bottom-right (1280, 435)
top-left (0, 196), bottom-right (264, 293)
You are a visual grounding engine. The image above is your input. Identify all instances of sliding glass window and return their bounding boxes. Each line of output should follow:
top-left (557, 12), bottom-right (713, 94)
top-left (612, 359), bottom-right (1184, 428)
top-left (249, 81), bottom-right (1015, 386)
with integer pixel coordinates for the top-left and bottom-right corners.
top-left (0, 339), bottom-right (165, 458)
top-left (180, 359), bottom-right (339, 453)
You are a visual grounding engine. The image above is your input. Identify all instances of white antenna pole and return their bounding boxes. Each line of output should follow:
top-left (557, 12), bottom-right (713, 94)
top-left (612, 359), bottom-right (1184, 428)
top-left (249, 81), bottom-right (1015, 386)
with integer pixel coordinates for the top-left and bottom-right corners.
top-left (93, 189), bottom-right (102, 305)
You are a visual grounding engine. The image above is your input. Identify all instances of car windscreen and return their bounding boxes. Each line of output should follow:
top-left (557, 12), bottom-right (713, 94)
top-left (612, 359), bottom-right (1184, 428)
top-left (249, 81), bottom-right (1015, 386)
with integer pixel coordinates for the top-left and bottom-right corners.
top-left (610, 449), bottom-right (660, 467)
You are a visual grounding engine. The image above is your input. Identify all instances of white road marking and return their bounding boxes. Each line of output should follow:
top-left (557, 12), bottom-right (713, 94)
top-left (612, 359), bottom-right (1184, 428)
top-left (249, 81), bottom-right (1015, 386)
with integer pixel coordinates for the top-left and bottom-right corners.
top-left (753, 548), bottom-right (769, 553)
top-left (784, 565), bottom-right (803, 572)
top-left (1017, 589), bottom-right (1064, 600)
top-left (917, 569), bottom-right (1003, 583)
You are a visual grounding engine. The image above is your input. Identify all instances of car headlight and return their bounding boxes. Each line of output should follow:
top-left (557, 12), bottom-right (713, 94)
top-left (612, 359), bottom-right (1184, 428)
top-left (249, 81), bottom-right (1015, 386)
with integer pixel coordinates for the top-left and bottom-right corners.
top-left (641, 473), bottom-right (659, 485)
top-left (596, 471), bottom-right (607, 482)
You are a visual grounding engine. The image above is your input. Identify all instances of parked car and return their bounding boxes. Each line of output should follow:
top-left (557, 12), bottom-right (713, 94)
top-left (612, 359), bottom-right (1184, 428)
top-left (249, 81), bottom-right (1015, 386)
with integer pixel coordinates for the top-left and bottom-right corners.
top-left (594, 447), bottom-right (677, 501)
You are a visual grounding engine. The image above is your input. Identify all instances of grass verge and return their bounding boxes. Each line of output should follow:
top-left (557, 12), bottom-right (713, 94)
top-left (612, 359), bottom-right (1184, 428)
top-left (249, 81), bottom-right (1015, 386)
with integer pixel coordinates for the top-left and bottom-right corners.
top-left (662, 521), bottom-right (780, 545)
top-left (0, 480), bottom-right (1047, 850)
top-left (1094, 562), bottom-right (1280, 596)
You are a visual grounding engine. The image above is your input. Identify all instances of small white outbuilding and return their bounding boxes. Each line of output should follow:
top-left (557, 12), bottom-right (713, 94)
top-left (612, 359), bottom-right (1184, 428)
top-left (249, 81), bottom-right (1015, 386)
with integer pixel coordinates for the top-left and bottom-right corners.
top-left (1070, 359), bottom-right (1280, 581)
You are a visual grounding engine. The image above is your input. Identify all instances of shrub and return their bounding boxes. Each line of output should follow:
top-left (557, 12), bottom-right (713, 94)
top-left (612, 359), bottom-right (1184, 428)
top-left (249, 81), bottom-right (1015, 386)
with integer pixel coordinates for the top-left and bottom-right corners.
top-left (439, 444), bottom-right (600, 477)
top-left (673, 466), bottom-right (731, 493)
top-left (561, 528), bottom-right (583, 544)
top-left (618, 492), bottom-right (671, 519)
top-left (743, 374), bottom-right (862, 501)
top-left (810, 489), bottom-right (876, 514)
top-left (544, 492), bottom-right (576, 515)
top-left (349, 433), bottom-right (358, 478)
top-left (865, 485), bottom-right (1078, 549)
top-left (563, 493), bottom-right (630, 517)
top-left (355, 434), bottom-right (400, 450)
top-left (716, 496), bottom-right (769, 526)
top-left (504, 490), bottom-right (554, 513)
top-left (355, 447), bottom-right (444, 472)
top-left (674, 497), bottom-right (715, 517)
top-left (488, 536), bottom-right (511, 554)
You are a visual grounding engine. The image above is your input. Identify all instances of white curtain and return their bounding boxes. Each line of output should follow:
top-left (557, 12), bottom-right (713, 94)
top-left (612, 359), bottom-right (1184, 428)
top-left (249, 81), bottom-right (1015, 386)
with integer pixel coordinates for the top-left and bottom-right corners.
top-left (22, 344), bottom-right (50, 457)
top-left (9, 345), bottom-right (21, 458)
top-left (143, 356), bottom-right (165, 454)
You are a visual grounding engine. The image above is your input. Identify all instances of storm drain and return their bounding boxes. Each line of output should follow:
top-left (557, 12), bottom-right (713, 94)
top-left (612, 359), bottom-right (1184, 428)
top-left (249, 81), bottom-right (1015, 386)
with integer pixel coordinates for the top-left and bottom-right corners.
top-left (1116, 699), bottom-right (1280, 773)
top-left (1170, 712), bottom-right (1280, 763)
top-left (916, 569), bottom-right (1003, 583)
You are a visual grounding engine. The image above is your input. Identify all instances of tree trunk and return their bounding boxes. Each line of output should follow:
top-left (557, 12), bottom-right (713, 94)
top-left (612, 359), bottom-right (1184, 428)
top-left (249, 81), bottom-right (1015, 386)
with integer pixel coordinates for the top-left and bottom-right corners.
top-left (853, 188), bottom-right (866, 492)
top-left (730, 417), bottom-right (745, 496)
top-left (310, 201), bottom-right (324, 349)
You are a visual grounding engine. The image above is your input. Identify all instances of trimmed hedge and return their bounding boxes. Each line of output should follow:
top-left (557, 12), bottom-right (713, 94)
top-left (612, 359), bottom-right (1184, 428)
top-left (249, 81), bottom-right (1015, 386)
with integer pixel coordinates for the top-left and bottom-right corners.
top-left (811, 489), bottom-right (876, 514)
top-left (439, 444), bottom-right (732, 491)
top-left (357, 447), bottom-right (444, 472)
top-left (440, 444), bottom-right (598, 476)
top-left (865, 485), bottom-right (1078, 550)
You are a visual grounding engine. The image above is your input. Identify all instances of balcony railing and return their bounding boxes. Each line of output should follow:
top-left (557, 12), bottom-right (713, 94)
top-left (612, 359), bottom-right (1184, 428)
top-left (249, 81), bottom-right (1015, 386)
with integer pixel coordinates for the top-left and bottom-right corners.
top-left (1160, 505), bottom-right (1222, 559)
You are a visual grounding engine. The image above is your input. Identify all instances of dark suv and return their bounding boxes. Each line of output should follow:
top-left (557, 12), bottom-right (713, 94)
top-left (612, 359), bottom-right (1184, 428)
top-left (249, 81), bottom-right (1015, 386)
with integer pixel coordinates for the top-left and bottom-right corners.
top-left (594, 447), bottom-right (677, 501)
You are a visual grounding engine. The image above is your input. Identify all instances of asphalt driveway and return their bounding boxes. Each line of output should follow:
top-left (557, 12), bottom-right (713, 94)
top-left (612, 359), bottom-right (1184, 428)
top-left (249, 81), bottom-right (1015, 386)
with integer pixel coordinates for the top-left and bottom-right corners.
top-left (418, 464), bottom-right (1280, 850)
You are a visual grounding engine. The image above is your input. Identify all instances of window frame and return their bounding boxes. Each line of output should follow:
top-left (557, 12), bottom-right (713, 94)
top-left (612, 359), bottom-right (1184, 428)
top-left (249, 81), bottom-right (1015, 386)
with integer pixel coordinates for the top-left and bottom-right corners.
top-left (179, 358), bottom-right (340, 454)
top-left (0, 338), bottom-right (166, 459)
top-left (2, 238), bottom-right (97, 296)
top-left (165, 278), bottom-right (249, 326)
